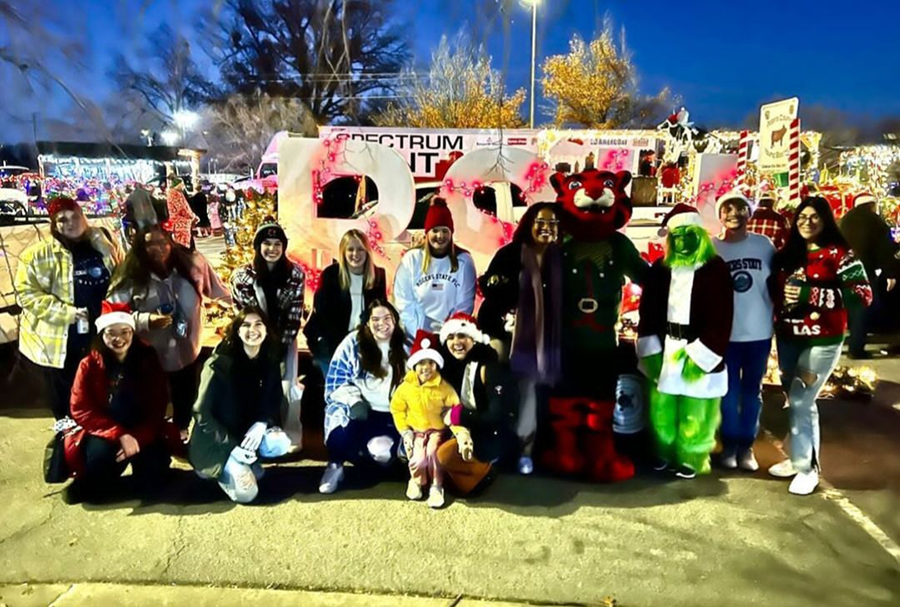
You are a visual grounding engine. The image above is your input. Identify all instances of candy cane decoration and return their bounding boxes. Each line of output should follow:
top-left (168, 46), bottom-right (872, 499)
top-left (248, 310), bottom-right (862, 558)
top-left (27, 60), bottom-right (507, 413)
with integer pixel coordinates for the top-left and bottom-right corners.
top-left (788, 118), bottom-right (801, 205)
top-left (735, 130), bottom-right (750, 194)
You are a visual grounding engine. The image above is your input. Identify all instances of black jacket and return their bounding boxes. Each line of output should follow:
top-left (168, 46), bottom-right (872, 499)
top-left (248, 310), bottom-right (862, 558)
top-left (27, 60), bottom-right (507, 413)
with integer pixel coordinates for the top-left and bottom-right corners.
top-left (439, 343), bottom-right (518, 464)
top-left (303, 263), bottom-right (387, 360)
top-left (840, 206), bottom-right (899, 280)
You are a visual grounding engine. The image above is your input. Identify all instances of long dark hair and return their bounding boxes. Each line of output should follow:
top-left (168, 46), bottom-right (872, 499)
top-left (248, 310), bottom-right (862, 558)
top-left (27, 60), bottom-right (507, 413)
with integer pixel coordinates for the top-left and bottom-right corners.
top-left (512, 201), bottom-right (559, 245)
top-left (773, 197), bottom-right (848, 273)
top-left (357, 299), bottom-right (407, 388)
top-left (91, 327), bottom-right (143, 381)
top-left (109, 225), bottom-right (199, 295)
top-left (221, 305), bottom-right (279, 363)
top-left (253, 240), bottom-right (292, 287)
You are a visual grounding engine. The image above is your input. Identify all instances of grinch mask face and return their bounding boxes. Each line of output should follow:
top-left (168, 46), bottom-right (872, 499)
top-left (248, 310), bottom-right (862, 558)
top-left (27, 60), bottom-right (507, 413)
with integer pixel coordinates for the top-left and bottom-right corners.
top-left (671, 227), bottom-right (700, 256)
top-left (664, 225), bottom-right (716, 269)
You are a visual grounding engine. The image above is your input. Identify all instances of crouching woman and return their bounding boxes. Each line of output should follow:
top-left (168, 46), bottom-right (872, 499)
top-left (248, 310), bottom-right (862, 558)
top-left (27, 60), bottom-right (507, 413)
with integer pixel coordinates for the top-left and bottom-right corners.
top-left (64, 302), bottom-right (179, 501)
top-left (189, 308), bottom-right (292, 503)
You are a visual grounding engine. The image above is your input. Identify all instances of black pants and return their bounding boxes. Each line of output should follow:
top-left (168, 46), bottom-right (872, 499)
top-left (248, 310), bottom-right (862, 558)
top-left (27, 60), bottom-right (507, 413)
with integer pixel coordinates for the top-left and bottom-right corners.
top-left (168, 360), bottom-right (202, 430)
top-left (325, 411), bottom-right (401, 464)
top-left (43, 344), bottom-right (90, 420)
top-left (78, 434), bottom-right (171, 488)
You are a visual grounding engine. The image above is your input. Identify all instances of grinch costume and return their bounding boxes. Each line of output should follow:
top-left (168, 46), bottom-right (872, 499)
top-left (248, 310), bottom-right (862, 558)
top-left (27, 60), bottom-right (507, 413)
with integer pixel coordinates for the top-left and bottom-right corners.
top-left (636, 204), bottom-right (733, 475)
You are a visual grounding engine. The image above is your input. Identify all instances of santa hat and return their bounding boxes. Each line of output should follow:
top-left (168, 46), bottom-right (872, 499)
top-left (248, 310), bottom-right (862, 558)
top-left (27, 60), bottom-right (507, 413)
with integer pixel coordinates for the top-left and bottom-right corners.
top-left (47, 197), bottom-right (81, 218)
top-left (440, 312), bottom-right (489, 345)
top-left (853, 192), bottom-right (877, 207)
top-left (662, 203), bottom-right (704, 231)
top-left (253, 218), bottom-right (288, 250)
top-left (715, 190), bottom-right (755, 217)
top-left (95, 301), bottom-right (135, 333)
top-left (424, 198), bottom-right (454, 233)
top-left (407, 330), bottom-right (444, 369)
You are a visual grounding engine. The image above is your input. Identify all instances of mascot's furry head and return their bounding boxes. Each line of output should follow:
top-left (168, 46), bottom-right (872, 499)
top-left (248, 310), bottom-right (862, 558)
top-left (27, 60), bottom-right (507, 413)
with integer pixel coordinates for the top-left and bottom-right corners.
top-left (551, 169), bottom-right (633, 240)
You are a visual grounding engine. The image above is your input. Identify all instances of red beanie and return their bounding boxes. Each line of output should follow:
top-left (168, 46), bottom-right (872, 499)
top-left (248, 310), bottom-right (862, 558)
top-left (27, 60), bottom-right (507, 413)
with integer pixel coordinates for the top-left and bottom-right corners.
top-left (47, 197), bottom-right (81, 217)
top-left (424, 198), bottom-right (454, 233)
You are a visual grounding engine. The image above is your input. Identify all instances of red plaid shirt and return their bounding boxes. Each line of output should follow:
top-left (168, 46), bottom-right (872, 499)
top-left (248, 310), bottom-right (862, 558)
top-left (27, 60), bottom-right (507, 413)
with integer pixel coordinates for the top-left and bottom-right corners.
top-left (747, 208), bottom-right (790, 250)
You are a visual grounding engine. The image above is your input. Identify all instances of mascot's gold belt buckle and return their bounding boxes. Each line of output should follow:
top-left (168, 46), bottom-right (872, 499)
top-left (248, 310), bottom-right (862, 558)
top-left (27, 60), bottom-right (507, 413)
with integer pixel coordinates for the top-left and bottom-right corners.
top-left (578, 298), bottom-right (599, 313)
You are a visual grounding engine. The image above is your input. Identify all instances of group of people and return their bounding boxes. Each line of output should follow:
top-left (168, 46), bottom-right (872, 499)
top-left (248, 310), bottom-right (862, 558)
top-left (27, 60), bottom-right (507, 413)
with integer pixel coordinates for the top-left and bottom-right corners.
top-left (18, 183), bottom-right (881, 505)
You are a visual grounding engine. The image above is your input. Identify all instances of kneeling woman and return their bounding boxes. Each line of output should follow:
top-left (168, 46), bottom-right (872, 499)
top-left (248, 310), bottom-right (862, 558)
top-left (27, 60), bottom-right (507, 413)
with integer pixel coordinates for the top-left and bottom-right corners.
top-left (319, 301), bottom-right (408, 494)
top-left (65, 302), bottom-right (179, 499)
top-left (189, 308), bottom-right (292, 503)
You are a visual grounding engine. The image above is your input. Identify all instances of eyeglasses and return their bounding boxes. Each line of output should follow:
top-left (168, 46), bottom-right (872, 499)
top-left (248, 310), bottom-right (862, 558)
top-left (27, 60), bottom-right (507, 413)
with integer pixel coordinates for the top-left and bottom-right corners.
top-left (796, 214), bottom-right (821, 225)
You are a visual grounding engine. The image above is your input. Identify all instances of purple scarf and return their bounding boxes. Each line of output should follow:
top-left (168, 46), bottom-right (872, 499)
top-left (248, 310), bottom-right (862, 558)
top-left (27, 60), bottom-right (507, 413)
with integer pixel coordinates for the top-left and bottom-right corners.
top-left (510, 243), bottom-right (562, 384)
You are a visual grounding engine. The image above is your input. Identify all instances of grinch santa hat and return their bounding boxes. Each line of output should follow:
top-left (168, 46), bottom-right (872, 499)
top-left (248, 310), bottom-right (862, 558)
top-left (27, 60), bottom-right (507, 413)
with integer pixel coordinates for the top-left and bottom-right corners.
top-left (95, 301), bottom-right (135, 333)
top-left (853, 192), bottom-right (877, 207)
top-left (439, 312), bottom-right (489, 345)
top-left (662, 203), bottom-right (704, 231)
top-left (407, 330), bottom-right (445, 369)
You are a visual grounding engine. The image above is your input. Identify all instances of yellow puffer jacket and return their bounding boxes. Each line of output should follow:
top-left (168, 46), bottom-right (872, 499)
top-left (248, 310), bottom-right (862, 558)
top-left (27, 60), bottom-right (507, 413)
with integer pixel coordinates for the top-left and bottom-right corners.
top-left (390, 370), bottom-right (462, 434)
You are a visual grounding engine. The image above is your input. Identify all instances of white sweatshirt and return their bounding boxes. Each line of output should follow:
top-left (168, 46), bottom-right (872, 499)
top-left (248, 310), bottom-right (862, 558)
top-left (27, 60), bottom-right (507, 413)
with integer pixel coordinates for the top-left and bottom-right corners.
top-left (392, 247), bottom-right (476, 339)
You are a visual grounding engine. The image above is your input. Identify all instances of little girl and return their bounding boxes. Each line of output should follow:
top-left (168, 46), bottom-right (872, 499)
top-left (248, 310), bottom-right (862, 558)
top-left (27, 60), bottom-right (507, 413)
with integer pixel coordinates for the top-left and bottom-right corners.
top-left (390, 330), bottom-right (473, 508)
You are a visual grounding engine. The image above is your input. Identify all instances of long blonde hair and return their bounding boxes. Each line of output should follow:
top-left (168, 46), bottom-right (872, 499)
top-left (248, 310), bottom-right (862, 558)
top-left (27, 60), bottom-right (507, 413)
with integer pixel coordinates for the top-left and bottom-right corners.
top-left (418, 236), bottom-right (463, 274)
top-left (338, 229), bottom-right (377, 291)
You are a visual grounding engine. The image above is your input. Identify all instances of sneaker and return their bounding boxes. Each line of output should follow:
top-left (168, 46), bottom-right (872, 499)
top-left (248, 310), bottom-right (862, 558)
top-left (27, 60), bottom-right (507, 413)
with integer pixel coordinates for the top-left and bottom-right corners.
top-left (652, 458), bottom-right (670, 472)
top-left (788, 470), bottom-right (819, 495)
top-left (318, 463), bottom-right (344, 494)
top-left (427, 485), bottom-right (445, 509)
top-left (738, 450), bottom-right (759, 472)
top-left (720, 452), bottom-right (738, 469)
top-left (768, 459), bottom-right (797, 478)
top-left (517, 456), bottom-right (534, 475)
top-left (406, 479), bottom-right (423, 501)
top-left (674, 465), bottom-right (696, 479)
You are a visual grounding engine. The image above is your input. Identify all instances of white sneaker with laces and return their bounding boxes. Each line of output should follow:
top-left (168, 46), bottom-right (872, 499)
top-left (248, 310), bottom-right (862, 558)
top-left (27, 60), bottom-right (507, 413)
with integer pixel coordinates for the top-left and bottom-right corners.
top-left (406, 479), bottom-right (423, 501)
top-left (427, 485), bottom-right (445, 509)
top-left (788, 470), bottom-right (819, 495)
top-left (720, 453), bottom-right (737, 469)
top-left (318, 463), bottom-right (344, 494)
top-left (768, 459), bottom-right (798, 478)
top-left (518, 456), bottom-right (534, 475)
top-left (738, 450), bottom-right (759, 472)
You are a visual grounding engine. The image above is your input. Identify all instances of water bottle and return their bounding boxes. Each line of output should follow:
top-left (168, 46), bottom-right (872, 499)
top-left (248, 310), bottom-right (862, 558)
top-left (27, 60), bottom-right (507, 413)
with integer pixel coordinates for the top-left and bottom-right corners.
top-left (76, 309), bottom-right (89, 334)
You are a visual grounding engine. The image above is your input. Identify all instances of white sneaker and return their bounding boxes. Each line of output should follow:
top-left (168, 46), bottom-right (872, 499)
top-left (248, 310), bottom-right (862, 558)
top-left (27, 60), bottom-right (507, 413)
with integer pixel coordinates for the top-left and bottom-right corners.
top-left (720, 453), bottom-right (737, 469)
top-left (738, 450), bottom-right (759, 472)
top-left (427, 485), bottom-right (445, 509)
top-left (788, 470), bottom-right (819, 495)
top-left (406, 479), bottom-right (423, 501)
top-left (318, 463), bottom-right (344, 494)
top-left (518, 456), bottom-right (534, 475)
top-left (768, 459), bottom-right (798, 478)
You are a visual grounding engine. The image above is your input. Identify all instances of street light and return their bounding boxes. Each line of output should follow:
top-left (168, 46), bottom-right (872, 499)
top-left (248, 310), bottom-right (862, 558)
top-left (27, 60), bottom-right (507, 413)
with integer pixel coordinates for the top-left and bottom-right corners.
top-left (160, 130), bottom-right (179, 146)
top-left (520, 0), bottom-right (540, 128)
top-left (173, 110), bottom-right (200, 144)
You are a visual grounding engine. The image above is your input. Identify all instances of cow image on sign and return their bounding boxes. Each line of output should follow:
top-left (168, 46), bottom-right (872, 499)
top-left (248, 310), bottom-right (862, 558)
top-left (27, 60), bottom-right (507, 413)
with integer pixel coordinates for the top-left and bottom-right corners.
top-left (278, 136), bottom-right (416, 288)
top-left (440, 146), bottom-right (556, 271)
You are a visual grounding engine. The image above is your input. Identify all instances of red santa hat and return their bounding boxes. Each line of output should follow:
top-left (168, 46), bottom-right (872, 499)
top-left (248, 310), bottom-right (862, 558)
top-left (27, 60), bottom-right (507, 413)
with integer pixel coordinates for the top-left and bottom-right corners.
top-left (424, 198), bottom-right (454, 233)
top-left (407, 330), bottom-right (444, 369)
top-left (853, 192), bottom-right (877, 207)
top-left (439, 312), bottom-right (489, 345)
top-left (715, 190), bottom-right (755, 217)
top-left (47, 196), bottom-right (81, 218)
top-left (95, 301), bottom-right (135, 333)
top-left (662, 203), bottom-right (704, 231)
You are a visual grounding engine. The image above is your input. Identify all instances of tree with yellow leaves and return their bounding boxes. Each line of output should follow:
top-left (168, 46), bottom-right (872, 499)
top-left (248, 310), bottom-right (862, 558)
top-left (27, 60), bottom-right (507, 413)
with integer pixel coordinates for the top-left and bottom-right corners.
top-left (374, 34), bottom-right (526, 129)
top-left (542, 20), bottom-right (671, 129)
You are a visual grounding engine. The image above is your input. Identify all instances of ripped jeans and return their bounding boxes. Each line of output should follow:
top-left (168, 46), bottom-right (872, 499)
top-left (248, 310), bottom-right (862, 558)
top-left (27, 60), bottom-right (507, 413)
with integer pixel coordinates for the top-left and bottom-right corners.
top-left (776, 340), bottom-right (843, 474)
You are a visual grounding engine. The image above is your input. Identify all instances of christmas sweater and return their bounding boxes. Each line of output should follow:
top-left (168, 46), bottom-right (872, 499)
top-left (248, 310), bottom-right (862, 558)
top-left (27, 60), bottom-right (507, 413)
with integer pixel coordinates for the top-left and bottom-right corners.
top-left (773, 245), bottom-right (872, 345)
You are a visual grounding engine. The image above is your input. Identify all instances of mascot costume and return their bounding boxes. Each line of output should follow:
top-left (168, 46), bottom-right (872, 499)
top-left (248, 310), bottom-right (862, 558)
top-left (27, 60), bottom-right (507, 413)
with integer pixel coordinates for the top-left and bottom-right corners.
top-left (636, 204), bottom-right (733, 477)
top-left (541, 168), bottom-right (649, 482)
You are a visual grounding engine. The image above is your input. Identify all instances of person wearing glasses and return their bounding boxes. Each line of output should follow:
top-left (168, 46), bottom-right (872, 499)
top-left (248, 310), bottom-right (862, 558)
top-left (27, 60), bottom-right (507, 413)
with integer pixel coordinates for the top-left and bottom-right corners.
top-left (318, 301), bottom-right (408, 494)
top-left (477, 202), bottom-right (563, 475)
top-left (768, 197), bottom-right (872, 495)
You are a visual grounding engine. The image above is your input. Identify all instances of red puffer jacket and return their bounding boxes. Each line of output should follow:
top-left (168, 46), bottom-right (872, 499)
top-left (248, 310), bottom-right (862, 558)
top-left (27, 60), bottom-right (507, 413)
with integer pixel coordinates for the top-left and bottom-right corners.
top-left (63, 341), bottom-right (181, 478)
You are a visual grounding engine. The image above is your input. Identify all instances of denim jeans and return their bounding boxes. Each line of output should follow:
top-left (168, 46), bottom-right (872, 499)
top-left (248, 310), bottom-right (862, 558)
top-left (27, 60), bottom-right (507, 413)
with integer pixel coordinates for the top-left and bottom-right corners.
top-left (777, 340), bottom-right (843, 473)
top-left (720, 339), bottom-right (771, 453)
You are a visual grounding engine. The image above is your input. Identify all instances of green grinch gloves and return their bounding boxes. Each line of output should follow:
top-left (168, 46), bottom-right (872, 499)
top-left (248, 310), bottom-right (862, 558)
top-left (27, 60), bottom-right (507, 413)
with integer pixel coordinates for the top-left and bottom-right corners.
top-left (641, 353), bottom-right (664, 382)
top-left (671, 348), bottom-right (706, 383)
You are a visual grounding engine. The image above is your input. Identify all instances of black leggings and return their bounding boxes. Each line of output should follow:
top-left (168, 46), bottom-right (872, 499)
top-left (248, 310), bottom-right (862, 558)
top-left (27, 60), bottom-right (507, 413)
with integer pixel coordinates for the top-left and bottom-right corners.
top-left (168, 359), bottom-right (202, 430)
top-left (78, 434), bottom-right (171, 488)
top-left (43, 344), bottom-right (90, 420)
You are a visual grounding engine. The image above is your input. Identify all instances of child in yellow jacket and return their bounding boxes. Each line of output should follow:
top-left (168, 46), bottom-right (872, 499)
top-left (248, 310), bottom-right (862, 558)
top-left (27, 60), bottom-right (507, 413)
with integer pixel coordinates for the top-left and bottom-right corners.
top-left (391, 330), bottom-right (473, 508)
